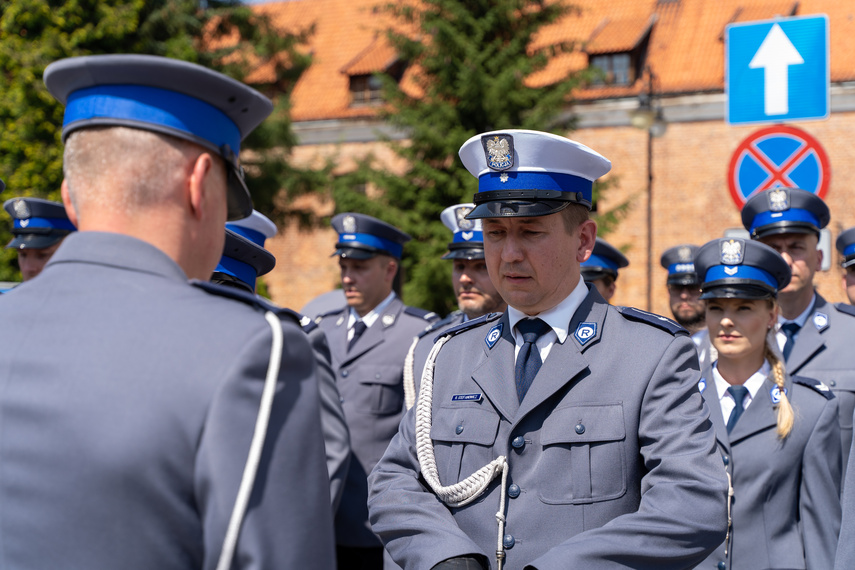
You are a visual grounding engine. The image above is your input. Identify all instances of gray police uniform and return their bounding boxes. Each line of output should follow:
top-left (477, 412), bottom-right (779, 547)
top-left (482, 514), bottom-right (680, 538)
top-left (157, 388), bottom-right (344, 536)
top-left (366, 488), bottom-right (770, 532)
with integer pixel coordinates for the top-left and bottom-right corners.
top-left (368, 287), bottom-right (729, 570)
top-left (405, 310), bottom-right (467, 409)
top-left (0, 232), bottom-right (335, 569)
top-left (318, 296), bottom-right (437, 547)
top-left (835, 407), bottom-right (855, 569)
top-left (698, 367), bottom-right (841, 570)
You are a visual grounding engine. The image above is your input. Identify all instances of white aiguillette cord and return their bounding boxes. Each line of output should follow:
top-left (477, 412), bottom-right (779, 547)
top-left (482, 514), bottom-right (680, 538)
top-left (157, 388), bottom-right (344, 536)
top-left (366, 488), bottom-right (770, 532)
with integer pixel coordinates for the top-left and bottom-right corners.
top-left (216, 311), bottom-right (283, 570)
top-left (415, 335), bottom-right (510, 570)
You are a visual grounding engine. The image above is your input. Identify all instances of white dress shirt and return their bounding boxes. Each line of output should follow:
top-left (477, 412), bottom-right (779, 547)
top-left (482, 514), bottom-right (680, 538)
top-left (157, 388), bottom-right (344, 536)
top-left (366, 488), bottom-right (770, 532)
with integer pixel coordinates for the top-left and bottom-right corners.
top-left (347, 291), bottom-right (396, 341)
top-left (775, 292), bottom-right (815, 353)
top-left (713, 360), bottom-right (771, 425)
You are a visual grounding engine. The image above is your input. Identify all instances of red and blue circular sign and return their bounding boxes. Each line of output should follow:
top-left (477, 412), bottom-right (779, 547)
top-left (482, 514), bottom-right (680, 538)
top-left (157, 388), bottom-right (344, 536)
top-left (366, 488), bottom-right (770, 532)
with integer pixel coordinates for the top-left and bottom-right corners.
top-left (727, 125), bottom-right (830, 209)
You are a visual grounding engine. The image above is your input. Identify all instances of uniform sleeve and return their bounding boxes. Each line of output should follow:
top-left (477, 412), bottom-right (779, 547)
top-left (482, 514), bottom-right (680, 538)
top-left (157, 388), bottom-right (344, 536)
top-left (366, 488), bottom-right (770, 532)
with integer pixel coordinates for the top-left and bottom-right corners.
top-left (368, 406), bottom-right (489, 570)
top-left (308, 326), bottom-right (352, 512)
top-left (801, 396), bottom-right (841, 569)
top-left (195, 319), bottom-right (336, 570)
top-left (528, 334), bottom-right (729, 569)
top-left (835, 406), bottom-right (855, 570)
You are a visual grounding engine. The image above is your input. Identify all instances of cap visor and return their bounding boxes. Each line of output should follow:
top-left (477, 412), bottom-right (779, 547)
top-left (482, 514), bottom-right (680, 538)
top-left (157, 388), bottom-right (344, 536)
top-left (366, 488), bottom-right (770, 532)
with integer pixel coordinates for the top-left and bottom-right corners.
top-left (5, 233), bottom-right (67, 250)
top-left (467, 200), bottom-right (569, 219)
top-left (667, 275), bottom-right (700, 286)
top-left (226, 167), bottom-right (253, 221)
top-left (700, 283), bottom-right (775, 300)
top-left (753, 223), bottom-right (819, 240)
top-left (333, 246), bottom-right (378, 260)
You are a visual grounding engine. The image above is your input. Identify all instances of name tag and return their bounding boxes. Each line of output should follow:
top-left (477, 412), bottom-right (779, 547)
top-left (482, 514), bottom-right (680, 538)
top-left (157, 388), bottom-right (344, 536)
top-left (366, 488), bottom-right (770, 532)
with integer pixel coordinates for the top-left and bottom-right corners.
top-left (452, 393), bottom-right (483, 402)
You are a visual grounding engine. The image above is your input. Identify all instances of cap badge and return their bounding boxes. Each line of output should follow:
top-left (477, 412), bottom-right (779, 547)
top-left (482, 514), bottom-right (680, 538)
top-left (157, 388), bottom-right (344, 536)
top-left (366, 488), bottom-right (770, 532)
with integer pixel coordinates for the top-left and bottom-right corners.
top-left (813, 312), bottom-right (828, 330)
top-left (768, 188), bottom-right (790, 212)
top-left (724, 266), bottom-right (738, 276)
top-left (13, 199), bottom-right (30, 219)
top-left (698, 378), bottom-right (706, 393)
top-left (678, 246), bottom-right (693, 262)
top-left (500, 172), bottom-right (509, 183)
top-left (461, 231), bottom-right (474, 241)
top-left (456, 206), bottom-right (474, 231)
top-left (485, 322), bottom-right (503, 349)
top-left (481, 134), bottom-right (514, 171)
top-left (19, 219), bottom-right (30, 228)
top-left (574, 322), bottom-right (597, 345)
top-left (382, 314), bottom-right (396, 327)
top-left (770, 385), bottom-right (787, 404)
top-left (342, 215), bottom-right (357, 233)
top-left (720, 239), bottom-right (744, 265)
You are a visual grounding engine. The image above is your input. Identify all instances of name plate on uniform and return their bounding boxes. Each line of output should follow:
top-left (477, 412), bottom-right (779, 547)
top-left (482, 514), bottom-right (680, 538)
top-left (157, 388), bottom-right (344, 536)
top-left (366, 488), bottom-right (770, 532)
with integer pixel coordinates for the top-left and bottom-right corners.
top-left (452, 393), bottom-right (483, 402)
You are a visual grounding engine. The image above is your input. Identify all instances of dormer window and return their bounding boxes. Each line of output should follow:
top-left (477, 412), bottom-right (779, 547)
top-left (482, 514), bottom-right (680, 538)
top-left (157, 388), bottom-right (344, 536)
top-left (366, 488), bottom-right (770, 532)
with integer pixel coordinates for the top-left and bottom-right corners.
top-left (342, 35), bottom-right (407, 108)
top-left (586, 16), bottom-right (655, 86)
top-left (350, 74), bottom-right (384, 106)
top-left (590, 53), bottom-right (632, 86)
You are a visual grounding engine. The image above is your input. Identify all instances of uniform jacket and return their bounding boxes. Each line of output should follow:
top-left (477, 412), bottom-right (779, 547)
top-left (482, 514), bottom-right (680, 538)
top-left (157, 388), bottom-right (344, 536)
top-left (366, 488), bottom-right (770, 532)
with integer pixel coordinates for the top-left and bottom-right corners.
top-left (835, 407), bottom-right (855, 570)
top-left (317, 297), bottom-right (437, 546)
top-left (406, 310), bottom-right (468, 408)
top-left (368, 287), bottom-right (728, 570)
top-left (697, 365), bottom-right (841, 570)
top-left (786, 293), bottom-right (855, 470)
top-left (0, 232), bottom-right (335, 570)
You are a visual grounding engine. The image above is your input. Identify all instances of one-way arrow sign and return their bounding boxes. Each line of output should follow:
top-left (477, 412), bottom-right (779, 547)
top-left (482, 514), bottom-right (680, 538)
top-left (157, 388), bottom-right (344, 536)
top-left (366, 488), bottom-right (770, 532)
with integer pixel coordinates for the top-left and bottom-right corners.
top-left (726, 15), bottom-right (829, 125)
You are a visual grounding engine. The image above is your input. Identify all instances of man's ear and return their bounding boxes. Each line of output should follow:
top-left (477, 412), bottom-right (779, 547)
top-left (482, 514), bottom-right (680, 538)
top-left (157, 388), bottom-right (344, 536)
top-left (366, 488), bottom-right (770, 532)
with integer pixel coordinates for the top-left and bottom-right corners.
top-left (815, 245), bottom-right (823, 271)
top-left (385, 258), bottom-right (399, 282)
top-left (61, 180), bottom-right (79, 228)
top-left (576, 219), bottom-right (598, 263)
top-left (188, 153), bottom-right (214, 221)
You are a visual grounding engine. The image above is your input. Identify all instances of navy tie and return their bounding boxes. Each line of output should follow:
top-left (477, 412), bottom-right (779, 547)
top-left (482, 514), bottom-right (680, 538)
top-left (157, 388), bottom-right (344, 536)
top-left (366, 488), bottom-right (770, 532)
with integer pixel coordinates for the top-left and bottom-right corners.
top-left (348, 320), bottom-right (367, 352)
top-left (514, 319), bottom-right (552, 402)
top-left (726, 385), bottom-right (749, 434)
top-left (781, 322), bottom-right (801, 361)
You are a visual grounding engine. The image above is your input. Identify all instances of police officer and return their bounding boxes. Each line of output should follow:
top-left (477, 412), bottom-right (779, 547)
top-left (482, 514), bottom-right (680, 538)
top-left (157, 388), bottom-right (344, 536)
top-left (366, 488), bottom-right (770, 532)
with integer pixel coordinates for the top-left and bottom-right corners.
top-left (212, 210), bottom-right (351, 512)
top-left (837, 411), bottom-right (855, 569)
top-left (403, 203), bottom-right (507, 410)
top-left (0, 54), bottom-right (334, 569)
top-left (660, 244), bottom-right (712, 369)
top-left (836, 226), bottom-right (855, 304)
top-left (315, 212), bottom-right (438, 569)
top-left (580, 237), bottom-right (627, 302)
top-left (694, 237), bottom-right (840, 569)
top-left (368, 129), bottom-right (727, 570)
top-left (742, 187), bottom-right (855, 470)
top-left (4, 197), bottom-right (76, 281)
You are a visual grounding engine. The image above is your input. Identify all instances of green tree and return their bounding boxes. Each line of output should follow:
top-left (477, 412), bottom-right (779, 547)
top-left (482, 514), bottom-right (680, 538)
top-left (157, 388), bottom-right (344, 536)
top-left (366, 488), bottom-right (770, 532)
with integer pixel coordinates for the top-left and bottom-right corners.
top-left (330, 0), bottom-right (627, 315)
top-left (0, 0), bottom-right (312, 282)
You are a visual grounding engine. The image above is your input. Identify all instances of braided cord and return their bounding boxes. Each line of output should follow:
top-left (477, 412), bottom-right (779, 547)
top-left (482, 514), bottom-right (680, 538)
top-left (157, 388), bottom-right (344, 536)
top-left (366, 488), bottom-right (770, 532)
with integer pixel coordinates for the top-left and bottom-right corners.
top-left (403, 336), bottom-right (419, 411)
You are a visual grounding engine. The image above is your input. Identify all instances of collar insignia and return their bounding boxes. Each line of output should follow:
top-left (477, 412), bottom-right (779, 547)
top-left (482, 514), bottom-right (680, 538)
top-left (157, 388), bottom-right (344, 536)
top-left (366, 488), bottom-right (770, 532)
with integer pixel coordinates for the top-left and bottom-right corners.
top-left (485, 322), bottom-right (503, 349)
top-left (698, 377), bottom-right (706, 393)
top-left (813, 312), bottom-right (828, 330)
top-left (574, 322), bottom-right (597, 345)
top-left (770, 385), bottom-right (787, 404)
top-left (382, 314), bottom-right (396, 327)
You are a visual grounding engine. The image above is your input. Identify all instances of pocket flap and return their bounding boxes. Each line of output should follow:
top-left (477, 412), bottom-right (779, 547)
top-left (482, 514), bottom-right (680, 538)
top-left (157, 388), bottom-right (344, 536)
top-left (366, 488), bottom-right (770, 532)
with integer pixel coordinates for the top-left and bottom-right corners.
top-left (357, 364), bottom-right (402, 386)
top-left (542, 404), bottom-right (625, 444)
top-left (431, 406), bottom-right (500, 445)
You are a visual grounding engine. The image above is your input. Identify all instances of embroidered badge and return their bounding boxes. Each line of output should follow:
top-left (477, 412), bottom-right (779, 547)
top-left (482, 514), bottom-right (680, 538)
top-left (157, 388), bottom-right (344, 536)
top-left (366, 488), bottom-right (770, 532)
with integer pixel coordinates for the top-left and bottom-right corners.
top-left (816, 381), bottom-right (830, 392)
top-left (382, 314), bottom-right (395, 327)
top-left (299, 315), bottom-right (312, 327)
top-left (770, 385), bottom-right (788, 404)
top-left (724, 266), bottom-right (739, 276)
top-left (678, 246), bottom-right (693, 262)
top-left (19, 219), bottom-right (29, 228)
top-left (342, 215), bottom-right (357, 233)
top-left (500, 172), bottom-right (509, 183)
top-left (13, 199), bottom-right (29, 219)
top-left (574, 322), bottom-right (597, 345)
top-left (813, 312), bottom-right (828, 330)
top-left (481, 134), bottom-right (514, 171)
top-left (698, 378), bottom-right (706, 393)
top-left (336, 315), bottom-right (345, 327)
top-left (461, 231), bottom-right (474, 241)
top-left (485, 322), bottom-right (503, 348)
top-left (452, 393), bottom-right (483, 402)
top-left (456, 206), bottom-right (474, 230)
top-left (768, 188), bottom-right (790, 212)
top-left (720, 239), bottom-right (744, 265)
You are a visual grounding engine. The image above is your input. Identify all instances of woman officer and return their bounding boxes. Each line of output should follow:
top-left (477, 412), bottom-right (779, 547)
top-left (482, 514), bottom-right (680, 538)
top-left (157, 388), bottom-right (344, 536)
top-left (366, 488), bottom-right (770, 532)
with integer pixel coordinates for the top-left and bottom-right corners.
top-left (694, 237), bottom-right (841, 570)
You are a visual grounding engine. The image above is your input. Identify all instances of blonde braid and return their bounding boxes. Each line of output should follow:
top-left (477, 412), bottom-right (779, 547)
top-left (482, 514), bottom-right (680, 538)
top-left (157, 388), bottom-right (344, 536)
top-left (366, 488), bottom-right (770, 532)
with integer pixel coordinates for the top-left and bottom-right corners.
top-left (765, 344), bottom-right (794, 438)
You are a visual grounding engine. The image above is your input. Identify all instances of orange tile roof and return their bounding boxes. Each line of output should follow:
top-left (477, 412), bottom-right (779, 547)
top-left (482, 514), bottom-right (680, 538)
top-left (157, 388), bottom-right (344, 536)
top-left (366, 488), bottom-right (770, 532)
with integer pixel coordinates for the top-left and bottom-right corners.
top-left (254, 0), bottom-right (855, 122)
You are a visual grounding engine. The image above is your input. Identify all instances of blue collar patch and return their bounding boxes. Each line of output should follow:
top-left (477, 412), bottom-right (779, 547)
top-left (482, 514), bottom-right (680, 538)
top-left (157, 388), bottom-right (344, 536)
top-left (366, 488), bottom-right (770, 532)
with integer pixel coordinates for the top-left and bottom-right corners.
top-left (574, 322), bottom-right (597, 345)
top-left (770, 385), bottom-right (787, 404)
top-left (485, 322), bottom-right (503, 349)
top-left (452, 393), bottom-right (483, 402)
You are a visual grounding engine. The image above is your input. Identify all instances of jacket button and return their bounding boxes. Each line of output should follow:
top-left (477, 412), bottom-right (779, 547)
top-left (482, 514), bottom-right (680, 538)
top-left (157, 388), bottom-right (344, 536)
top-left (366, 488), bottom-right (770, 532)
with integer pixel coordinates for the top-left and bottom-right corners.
top-left (502, 534), bottom-right (515, 549)
top-left (341, 370), bottom-right (349, 378)
top-left (722, 455), bottom-right (729, 466)
top-left (717, 562), bottom-right (726, 570)
top-left (575, 424), bottom-right (585, 435)
top-left (511, 436), bottom-right (525, 449)
top-left (508, 484), bottom-right (521, 498)
top-left (455, 425), bottom-right (464, 435)
top-left (830, 380), bottom-right (837, 387)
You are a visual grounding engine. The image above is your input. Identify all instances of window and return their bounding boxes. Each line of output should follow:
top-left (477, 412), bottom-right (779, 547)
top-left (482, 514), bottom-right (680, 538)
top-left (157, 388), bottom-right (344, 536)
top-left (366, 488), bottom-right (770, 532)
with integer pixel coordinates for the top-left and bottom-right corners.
top-left (349, 74), bottom-right (384, 106)
top-left (590, 53), bottom-right (633, 86)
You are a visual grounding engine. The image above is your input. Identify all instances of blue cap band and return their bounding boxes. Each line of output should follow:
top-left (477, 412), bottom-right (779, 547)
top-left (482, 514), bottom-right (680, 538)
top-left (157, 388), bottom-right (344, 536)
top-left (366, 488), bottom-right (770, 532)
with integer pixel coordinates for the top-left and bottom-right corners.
top-left (668, 262), bottom-right (696, 275)
top-left (338, 232), bottom-right (403, 259)
top-left (750, 208), bottom-right (820, 233)
top-left (582, 254), bottom-right (619, 271)
top-left (14, 217), bottom-right (76, 231)
top-left (216, 256), bottom-right (257, 291)
top-left (844, 243), bottom-right (855, 257)
top-left (478, 171), bottom-right (592, 202)
top-left (64, 85), bottom-right (241, 155)
top-left (453, 230), bottom-right (483, 243)
top-left (226, 224), bottom-right (266, 247)
top-left (705, 265), bottom-right (778, 290)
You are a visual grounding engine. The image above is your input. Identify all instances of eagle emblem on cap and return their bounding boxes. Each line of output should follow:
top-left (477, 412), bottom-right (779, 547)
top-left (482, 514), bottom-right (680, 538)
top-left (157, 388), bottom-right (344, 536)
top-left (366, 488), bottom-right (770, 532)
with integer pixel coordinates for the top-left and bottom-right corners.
top-left (342, 215), bottom-right (357, 233)
top-left (13, 199), bottom-right (30, 219)
top-left (481, 134), bottom-right (514, 171)
top-left (678, 246), bottom-right (693, 262)
top-left (768, 188), bottom-right (790, 212)
top-left (456, 206), bottom-right (474, 230)
top-left (720, 239), bottom-right (744, 265)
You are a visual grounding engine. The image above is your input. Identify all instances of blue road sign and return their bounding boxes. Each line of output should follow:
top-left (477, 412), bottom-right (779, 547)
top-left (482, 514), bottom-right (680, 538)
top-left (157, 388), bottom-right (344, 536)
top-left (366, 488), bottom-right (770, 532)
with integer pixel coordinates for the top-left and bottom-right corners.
top-left (726, 15), bottom-right (829, 125)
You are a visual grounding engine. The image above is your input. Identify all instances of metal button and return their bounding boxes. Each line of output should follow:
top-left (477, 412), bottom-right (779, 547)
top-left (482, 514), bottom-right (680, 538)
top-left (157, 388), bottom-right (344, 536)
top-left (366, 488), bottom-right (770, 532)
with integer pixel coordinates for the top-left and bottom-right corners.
top-left (722, 455), bottom-right (729, 466)
top-left (508, 484), bottom-right (521, 498)
top-left (717, 561), bottom-right (726, 570)
top-left (375, 373), bottom-right (381, 379)
top-left (455, 425), bottom-right (464, 435)
top-left (502, 534), bottom-right (515, 549)
top-left (341, 370), bottom-right (349, 378)
top-left (830, 380), bottom-right (837, 387)
top-left (511, 436), bottom-right (525, 449)
top-left (575, 424), bottom-right (585, 435)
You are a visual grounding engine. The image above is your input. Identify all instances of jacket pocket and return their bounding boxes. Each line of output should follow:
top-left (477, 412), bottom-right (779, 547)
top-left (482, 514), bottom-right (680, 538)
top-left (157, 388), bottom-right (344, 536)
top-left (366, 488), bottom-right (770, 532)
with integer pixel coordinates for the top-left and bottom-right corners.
top-left (358, 364), bottom-right (404, 415)
top-left (538, 403), bottom-right (627, 504)
top-left (431, 405), bottom-right (501, 486)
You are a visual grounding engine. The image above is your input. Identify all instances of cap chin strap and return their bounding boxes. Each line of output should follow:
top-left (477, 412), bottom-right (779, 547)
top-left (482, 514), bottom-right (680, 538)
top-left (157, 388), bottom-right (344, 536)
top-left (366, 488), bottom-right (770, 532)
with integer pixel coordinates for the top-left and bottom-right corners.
top-left (216, 310), bottom-right (283, 570)
top-left (416, 335), bottom-right (510, 570)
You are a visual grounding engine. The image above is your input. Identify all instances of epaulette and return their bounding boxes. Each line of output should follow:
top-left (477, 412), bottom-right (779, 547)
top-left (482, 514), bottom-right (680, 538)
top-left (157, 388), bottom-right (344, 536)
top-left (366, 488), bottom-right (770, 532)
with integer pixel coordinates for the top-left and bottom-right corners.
top-left (191, 280), bottom-right (301, 326)
top-left (404, 305), bottom-right (439, 322)
top-left (835, 303), bottom-right (855, 318)
top-left (436, 312), bottom-right (502, 341)
top-left (314, 306), bottom-right (346, 324)
top-left (417, 311), bottom-right (462, 339)
top-left (616, 306), bottom-right (687, 336)
top-left (793, 375), bottom-right (835, 400)
top-left (299, 313), bottom-right (319, 333)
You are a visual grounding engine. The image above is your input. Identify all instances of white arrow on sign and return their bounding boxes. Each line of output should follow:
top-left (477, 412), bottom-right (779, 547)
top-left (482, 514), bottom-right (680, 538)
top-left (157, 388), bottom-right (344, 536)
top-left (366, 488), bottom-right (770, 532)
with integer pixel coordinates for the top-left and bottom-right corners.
top-left (748, 23), bottom-right (804, 116)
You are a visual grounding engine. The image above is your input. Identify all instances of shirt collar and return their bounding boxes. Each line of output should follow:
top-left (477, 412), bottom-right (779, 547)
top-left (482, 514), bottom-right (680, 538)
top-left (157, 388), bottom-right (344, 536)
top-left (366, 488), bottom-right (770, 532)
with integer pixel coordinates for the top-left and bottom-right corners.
top-left (778, 292), bottom-right (816, 328)
top-left (506, 277), bottom-right (588, 344)
top-left (713, 359), bottom-right (771, 401)
top-left (348, 291), bottom-right (396, 328)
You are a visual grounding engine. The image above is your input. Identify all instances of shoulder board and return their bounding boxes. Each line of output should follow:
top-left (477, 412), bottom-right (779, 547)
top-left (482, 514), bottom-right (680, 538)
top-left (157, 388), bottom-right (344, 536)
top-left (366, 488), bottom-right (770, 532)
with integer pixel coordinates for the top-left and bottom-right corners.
top-left (315, 306), bottom-right (346, 322)
top-left (834, 303), bottom-right (855, 318)
top-left (616, 306), bottom-right (687, 336)
top-left (417, 311), bottom-right (462, 339)
top-left (191, 280), bottom-right (301, 326)
top-left (298, 313), bottom-right (319, 333)
top-left (792, 375), bottom-right (835, 400)
top-left (404, 305), bottom-right (440, 322)
top-left (436, 312), bottom-right (502, 340)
